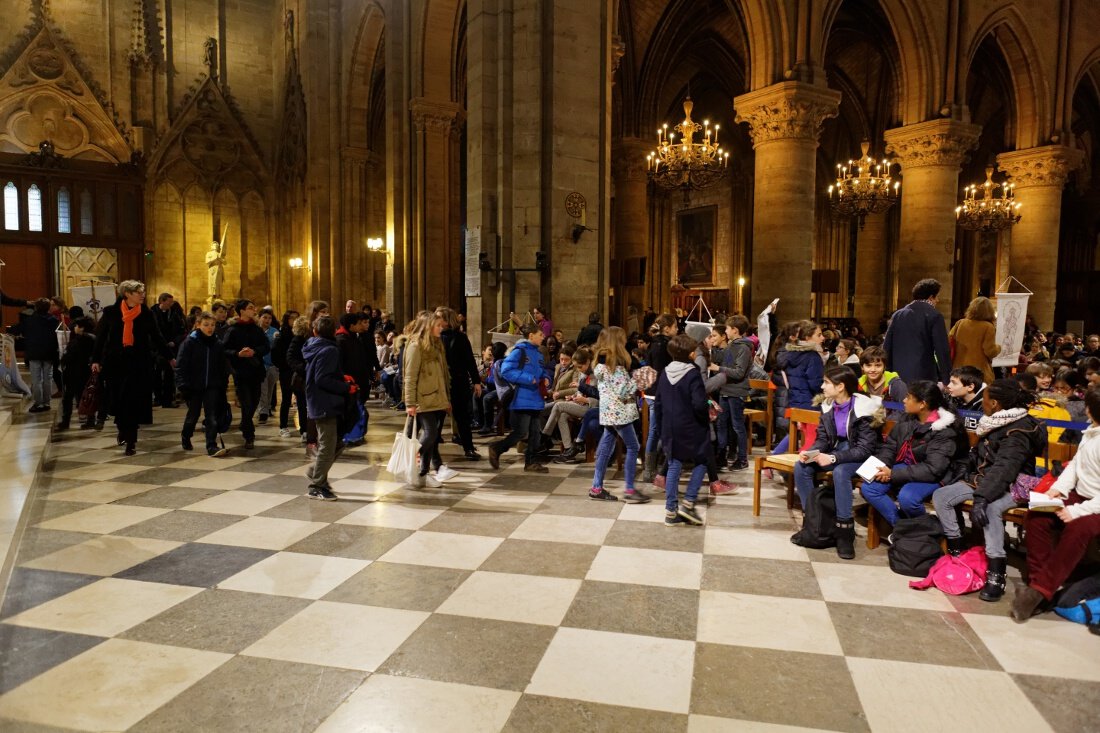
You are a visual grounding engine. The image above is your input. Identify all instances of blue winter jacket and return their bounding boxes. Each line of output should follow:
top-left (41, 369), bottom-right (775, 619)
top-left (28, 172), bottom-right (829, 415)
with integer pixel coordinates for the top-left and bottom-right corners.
top-left (500, 340), bottom-right (545, 411)
top-left (784, 344), bottom-right (825, 410)
top-left (303, 336), bottom-right (351, 420)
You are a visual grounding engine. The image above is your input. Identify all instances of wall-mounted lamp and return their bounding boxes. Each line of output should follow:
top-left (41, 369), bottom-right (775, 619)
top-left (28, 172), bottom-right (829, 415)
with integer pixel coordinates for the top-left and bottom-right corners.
top-left (737, 277), bottom-right (746, 287)
top-left (288, 257), bottom-right (310, 271)
top-left (366, 237), bottom-right (384, 252)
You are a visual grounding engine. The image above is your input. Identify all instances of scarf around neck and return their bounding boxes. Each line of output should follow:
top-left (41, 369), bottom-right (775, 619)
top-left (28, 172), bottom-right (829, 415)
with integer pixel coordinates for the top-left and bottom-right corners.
top-left (975, 407), bottom-right (1028, 436)
top-left (120, 300), bottom-right (140, 347)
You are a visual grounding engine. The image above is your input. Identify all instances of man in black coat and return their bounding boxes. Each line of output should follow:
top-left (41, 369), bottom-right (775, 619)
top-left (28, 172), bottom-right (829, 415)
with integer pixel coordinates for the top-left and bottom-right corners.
top-left (439, 308), bottom-right (482, 460)
top-left (576, 312), bottom-right (604, 346)
top-left (884, 278), bottom-right (952, 385)
top-left (221, 299), bottom-right (270, 449)
top-left (152, 293), bottom-right (186, 407)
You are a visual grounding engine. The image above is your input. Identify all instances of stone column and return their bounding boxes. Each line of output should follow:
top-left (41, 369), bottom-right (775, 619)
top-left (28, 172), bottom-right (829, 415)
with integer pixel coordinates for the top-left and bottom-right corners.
top-left (883, 119), bottom-right (980, 318)
top-left (853, 211), bottom-right (889, 331)
top-left (612, 137), bottom-right (651, 322)
top-left (734, 81), bottom-right (840, 317)
top-left (996, 145), bottom-right (1083, 330)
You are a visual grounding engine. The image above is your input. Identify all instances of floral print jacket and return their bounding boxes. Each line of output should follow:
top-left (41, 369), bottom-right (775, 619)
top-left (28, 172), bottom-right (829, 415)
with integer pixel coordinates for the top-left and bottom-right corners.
top-left (594, 364), bottom-right (639, 426)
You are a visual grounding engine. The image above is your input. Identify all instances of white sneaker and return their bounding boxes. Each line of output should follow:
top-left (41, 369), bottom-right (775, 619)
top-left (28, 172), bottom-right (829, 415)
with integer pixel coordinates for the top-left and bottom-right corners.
top-left (435, 465), bottom-right (459, 482)
top-left (424, 474), bottom-right (443, 488)
top-left (279, 428), bottom-right (294, 438)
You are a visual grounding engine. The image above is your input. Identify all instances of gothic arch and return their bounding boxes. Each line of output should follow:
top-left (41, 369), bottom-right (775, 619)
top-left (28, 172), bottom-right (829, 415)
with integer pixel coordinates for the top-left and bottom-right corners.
top-left (417, 0), bottom-right (464, 103)
top-left (347, 2), bottom-right (385, 148)
top-left (738, 0), bottom-right (786, 89)
top-left (965, 7), bottom-right (1051, 149)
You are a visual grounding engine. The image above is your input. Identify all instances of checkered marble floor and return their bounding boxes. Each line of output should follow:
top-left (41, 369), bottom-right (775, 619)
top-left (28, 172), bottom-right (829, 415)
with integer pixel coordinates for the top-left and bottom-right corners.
top-left (2, 403), bottom-right (1098, 732)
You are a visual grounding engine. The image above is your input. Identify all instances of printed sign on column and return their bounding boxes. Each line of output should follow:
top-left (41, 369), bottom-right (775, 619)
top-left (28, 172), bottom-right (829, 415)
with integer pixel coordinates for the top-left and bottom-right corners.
top-left (464, 227), bottom-right (481, 297)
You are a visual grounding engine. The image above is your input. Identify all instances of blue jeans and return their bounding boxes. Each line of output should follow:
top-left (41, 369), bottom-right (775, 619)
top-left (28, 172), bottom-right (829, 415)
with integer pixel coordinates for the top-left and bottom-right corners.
top-left (859, 463), bottom-right (940, 527)
top-left (578, 407), bottom-right (601, 442)
top-left (715, 395), bottom-right (747, 463)
top-left (646, 399), bottom-right (659, 454)
top-left (666, 458), bottom-right (707, 512)
top-left (592, 423), bottom-right (639, 490)
top-left (793, 440), bottom-right (858, 520)
top-left (29, 360), bottom-right (53, 407)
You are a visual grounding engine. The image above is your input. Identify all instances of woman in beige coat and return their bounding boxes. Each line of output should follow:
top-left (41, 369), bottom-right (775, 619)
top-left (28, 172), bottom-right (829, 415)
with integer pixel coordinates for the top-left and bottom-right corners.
top-left (949, 296), bottom-right (1001, 383)
top-left (403, 311), bottom-right (454, 486)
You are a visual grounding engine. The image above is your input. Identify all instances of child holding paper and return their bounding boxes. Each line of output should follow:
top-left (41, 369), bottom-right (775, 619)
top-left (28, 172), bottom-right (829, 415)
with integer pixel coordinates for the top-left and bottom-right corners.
top-left (1013, 388), bottom-right (1100, 622)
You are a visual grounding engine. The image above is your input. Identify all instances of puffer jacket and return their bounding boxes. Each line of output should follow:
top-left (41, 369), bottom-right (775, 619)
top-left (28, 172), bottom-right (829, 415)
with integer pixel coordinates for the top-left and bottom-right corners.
top-left (953, 413), bottom-right (1046, 502)
top-left (718, 336), bottom-right (754, 398)
top-left (874, 409), bottom-right (969, 485)
top-left (402, 338), bottom-right (451, 412)
top-left (784, 343), bottom-right (825, 409)
top-left (175, 329), bottom-right (229, 395)
top-left (500, 340), bottom-right (546, 411)
top-left (807, 393), bottom-right (885, 465)
top-left (302, 336), bottom-right (351, 420)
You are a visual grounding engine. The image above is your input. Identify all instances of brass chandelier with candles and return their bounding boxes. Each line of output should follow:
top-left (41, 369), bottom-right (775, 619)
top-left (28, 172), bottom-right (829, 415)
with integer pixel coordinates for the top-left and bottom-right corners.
top-left (646, 98), bottom-right (729, 192)
top-left (955, 165), bottom-right (1021, 232)
top-left (826, 140), bottom-right (899, 229)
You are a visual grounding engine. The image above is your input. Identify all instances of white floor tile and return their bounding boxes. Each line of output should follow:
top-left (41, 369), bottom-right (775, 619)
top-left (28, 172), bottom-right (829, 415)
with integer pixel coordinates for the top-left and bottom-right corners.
top-left (586, 545), bottom-right (702, 589)
top-left (182, 490), bottom-right (296, 515)
top-left (813, 562), bottom-right (955, 612)
top-left (46, 481), bottom-right (160, 503)
top-left (509, 513), bottom-right (614, 545)
top-left (704, 527), bottom-right (808, 562)
top-left (453, 491), bottom-right (547, 513)
top-left (50, 463), bottom-right (150, 482)
top-left (218, 552), bottom-right (369, 599)
top-left (195, 516), bottom-right (327, 550)
top-left (170, 470), bottom-right (274, 490)
top-left (697, 591), bottom-right (843, 656)
top-left (20, 535), bottom-right (181, 576)
top-left (527, 627), bottom-right (694, 714)
top-left (378, 531), bottom-right (503, 570)
top-left (35, 504), bottom-right (170, 534)
top-left (337, 502), bottom-right (447, 530)
top-left (963, 612), bottom-right (1100, 682)
top-left (437, 571), bottom-right (582, 626)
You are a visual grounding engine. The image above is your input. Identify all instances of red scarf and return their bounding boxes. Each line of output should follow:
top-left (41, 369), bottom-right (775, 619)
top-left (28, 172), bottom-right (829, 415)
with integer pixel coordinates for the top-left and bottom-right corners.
top-left (120, 300), bottom-right (140, 347)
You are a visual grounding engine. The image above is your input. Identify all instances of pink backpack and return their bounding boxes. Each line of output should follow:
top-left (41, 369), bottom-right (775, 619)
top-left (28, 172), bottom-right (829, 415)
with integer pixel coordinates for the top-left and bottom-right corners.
top-left (909, 547), bottom-right (988, 595)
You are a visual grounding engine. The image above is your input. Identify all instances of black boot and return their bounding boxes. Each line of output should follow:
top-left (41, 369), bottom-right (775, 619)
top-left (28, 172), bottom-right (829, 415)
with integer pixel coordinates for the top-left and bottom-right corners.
top-left (979, 556), bottom-right (1007, 602)
top-left (835, 519), bottom-right (856, 560)
top-left (946, 536), bottom-right (967, 557)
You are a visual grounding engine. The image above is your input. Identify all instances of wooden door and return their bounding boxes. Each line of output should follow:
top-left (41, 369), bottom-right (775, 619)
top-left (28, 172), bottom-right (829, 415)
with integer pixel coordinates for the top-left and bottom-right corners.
top-left (0, 242), bottom-right (48, 329)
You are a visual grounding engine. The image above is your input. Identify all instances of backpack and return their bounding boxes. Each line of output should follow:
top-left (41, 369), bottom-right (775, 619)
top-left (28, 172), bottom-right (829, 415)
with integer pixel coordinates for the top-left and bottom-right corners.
top-left (1054, 573), bottom-right (1100, 627)
top-left (493, 349), bottom-right (527, 408)
top-left (888, 514), bottom-right (944, 577)
top-left (909, 546), bottom-right (987, 595)
top-left (794, 487), bottom-right (837, 549)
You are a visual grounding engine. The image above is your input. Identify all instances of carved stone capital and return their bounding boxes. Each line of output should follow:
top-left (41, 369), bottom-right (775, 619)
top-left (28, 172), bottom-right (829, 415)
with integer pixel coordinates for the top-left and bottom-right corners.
top-left (733, 81), bottom-right (840, 147)
top-left (996, 145), bottom-right (1084, 188)
top-left (883, 119), bottom-right (981, 170)
top-left (410, 98), bottom-right (465, 139)
top-left (612, 137), bottom-right (651, 182)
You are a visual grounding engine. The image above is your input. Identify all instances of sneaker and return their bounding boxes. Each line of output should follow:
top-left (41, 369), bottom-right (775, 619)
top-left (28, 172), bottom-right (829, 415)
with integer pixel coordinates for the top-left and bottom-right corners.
top-left (622, 489), bottom-right (651, 504)
top-left (709, 479), bottom-right (737, 495)
top-left (665, 512), bottom-right (686, 526)
top-left (308, 486), bottom-right (338, 501)
top-left (244, 439), bottom-right (255, 450)
top-left (729, 460), bottom-right (750, 471)
top-left (677, 503), bottom-right (704, 525)
top-left (436, 465), bottom-right (460, 482)
top-left (488, 445), bottom-right (501, 469)
top-left (653, 475), bottom-right (666, 489)
top-left (94, 420), bottom-right (105, 431)
top-left (29, 404), bottom-right (49, 413)
top-left (279, 427), bottom-right (295, 438)
top-left (424, 474), bottom-right (443, 488)
top-left (589, 488), bottom-right (617, 501)
top-left (56, 421), bottom-right (70, 431)
top-left (258, 414), bottom-right (269, 424)
top-left (181, 436), bottom-right (193, 451)
top-left (79, 421), bottom-right (96, 430)
top-left (464, 450), bottom-right (482, 461)
top-left (524, 462), bottom-right (549, 473)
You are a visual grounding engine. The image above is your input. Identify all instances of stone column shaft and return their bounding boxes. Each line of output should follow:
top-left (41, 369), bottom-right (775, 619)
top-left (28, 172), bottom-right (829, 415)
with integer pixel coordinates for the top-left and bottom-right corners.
top-left (612, 137), bottom-right (650, 321)
top-left (996, 145), bottom-right (1084, 330)
top-left (884, 118), bottom-right (980, 318)
top-left (853, 211), bottom-right (888, 330)
top-left (734, 81), bottom-right (840, 317)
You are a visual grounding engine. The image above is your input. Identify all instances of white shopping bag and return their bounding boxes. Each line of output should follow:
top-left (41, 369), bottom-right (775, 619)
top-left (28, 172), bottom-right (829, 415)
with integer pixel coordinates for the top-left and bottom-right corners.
top-left (386, 417), bottom-right (420, 485)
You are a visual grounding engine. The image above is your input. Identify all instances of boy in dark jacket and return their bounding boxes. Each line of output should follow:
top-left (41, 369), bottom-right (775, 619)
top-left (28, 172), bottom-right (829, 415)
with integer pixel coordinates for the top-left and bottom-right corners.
top-left (716, 314), bottom-right (754, 471)
top-left (18, 299), bottom-right (59, 412)
top-left (57, 317), bottom-right (96, 430)
top-left (221, 299), bottom-right (270, 449)
top-left (176, 313), bottom-right (229, 456)
top-left (303, 316), bottom-right (355, 500)
top-left (655, 334), bottom-right (711, 526)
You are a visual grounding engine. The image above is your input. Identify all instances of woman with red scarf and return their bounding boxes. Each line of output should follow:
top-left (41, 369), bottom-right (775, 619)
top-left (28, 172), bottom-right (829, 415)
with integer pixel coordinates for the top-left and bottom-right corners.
top-left (91, 280), bottom-right (174, 455)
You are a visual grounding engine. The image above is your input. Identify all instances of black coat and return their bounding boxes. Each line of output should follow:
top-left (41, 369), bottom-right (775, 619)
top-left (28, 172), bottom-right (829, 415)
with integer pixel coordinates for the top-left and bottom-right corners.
top-left (287, 334), bottom-right (308, 377)
top-left (1, 290), bottom-right (27, 308)
top-left (175, 330), bottom-right (229, 395)
top-left (271, 324), bottom-right (293, 370)
top-left (17, 312), bottom-right (59, 361)
top-left (717, 337), bottom-right (753, 398)
top-left (92, 299), bottom-right (173, 427)
top-left (152, 305), bottom-right (187, 350)
top-left (654, 365), bottom-right (709, 463)
top-left (884, 300), bottom-right (952, 384)
top-left (92, 300), bottom-right (172, 367)
top-left (440, 328), bottom-right (481, 396)
top-left (956, 414), bottom-right (1046, 502)
top-left (221, 319), bottom-right (270, 382)
top-left (808, 394), bottom-right (884, 465)
top-left (576, 323), bottom-right (604, 346)
top-left (60, 332), bottom-right (95, 384)
top-left (874, 409), bottom-right (968, 485)
top-left (336, 328), bottom-right (372, 389)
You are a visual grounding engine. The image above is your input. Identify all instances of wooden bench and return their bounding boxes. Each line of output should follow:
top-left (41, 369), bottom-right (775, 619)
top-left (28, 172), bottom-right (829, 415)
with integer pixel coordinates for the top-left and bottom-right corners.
top-left (745, 378), bottom-right (775, 453)
top-left (752, 408), bottom-right (820, 515)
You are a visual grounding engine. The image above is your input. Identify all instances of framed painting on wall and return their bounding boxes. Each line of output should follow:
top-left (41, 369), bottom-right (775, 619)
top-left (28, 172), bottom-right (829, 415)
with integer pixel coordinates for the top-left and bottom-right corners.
top-left (676, 205), bottom-right (717, 287)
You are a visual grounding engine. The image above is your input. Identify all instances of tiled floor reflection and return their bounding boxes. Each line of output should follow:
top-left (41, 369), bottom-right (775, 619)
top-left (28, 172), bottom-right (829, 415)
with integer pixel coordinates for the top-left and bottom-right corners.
top-left (0, 401), bottom-right (1096, 731)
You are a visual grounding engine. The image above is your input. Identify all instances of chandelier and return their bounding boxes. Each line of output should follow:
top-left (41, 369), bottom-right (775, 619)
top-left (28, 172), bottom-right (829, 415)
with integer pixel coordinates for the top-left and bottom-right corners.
top-left (646, 98), bottom-right (729, 191)
top-left (826, 140), bottom-right (899, 229)
top-left (955, 166), bottom-right (1021, 232)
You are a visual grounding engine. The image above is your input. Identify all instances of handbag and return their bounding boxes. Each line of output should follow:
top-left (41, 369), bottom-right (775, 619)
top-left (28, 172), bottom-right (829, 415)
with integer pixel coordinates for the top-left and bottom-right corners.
top-left (386, 417), bottom-right (421, 486)
top-left (77, 373), bottom-right (100, 417)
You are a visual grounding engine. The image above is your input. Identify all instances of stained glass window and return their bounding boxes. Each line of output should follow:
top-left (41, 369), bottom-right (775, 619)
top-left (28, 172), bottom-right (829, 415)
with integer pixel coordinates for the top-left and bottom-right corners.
top-left (58, 187), bottom-right (71, 233)
top-left (3, 182), bottom-right (17, 230)
top-left (27, 184), bottom-right (42, 231)
top-left (80, 189), bottom-right (93, 234)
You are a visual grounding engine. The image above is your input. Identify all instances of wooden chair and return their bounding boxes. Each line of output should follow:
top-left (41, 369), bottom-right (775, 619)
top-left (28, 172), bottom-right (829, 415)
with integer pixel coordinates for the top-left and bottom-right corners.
top-left (744, 378), bottom-right (774, 453)
top-left (752, 408), bottom-right (820, 515)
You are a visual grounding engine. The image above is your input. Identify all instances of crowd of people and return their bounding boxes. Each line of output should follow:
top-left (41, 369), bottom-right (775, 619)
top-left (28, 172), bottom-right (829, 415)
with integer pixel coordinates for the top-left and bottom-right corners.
top-left (2, 275), bottom-right (1099, 624)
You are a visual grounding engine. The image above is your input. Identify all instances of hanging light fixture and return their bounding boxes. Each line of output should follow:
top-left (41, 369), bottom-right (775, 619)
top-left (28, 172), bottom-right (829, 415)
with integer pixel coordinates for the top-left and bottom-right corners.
top-left (827, 140), bottom-right (899, 229)
top-left (646, 97), bottom-right (729, 192)
top-left (955, 165), bottom-right (1021, 232)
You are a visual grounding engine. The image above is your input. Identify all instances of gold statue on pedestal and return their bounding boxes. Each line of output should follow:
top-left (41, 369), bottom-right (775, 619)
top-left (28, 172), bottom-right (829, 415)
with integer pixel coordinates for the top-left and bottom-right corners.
top-left (205, 224), bottom-right (228, 308)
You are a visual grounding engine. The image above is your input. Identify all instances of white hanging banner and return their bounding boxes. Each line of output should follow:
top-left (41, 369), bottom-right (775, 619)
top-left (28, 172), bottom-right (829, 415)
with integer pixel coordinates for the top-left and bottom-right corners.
top-left (992, 292), bottom-right (1031, 367)
top-left (464, 227), bottom-right (481, 297)
top-left (70, 281), bottom-right (117, 322)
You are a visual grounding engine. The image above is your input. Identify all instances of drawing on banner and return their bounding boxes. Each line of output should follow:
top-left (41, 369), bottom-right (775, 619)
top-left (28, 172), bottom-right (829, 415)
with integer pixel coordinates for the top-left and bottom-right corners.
top-left (992, 292), bottom-right (1030, 367)
top-left (70, 280), bottom-right (117, 322)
